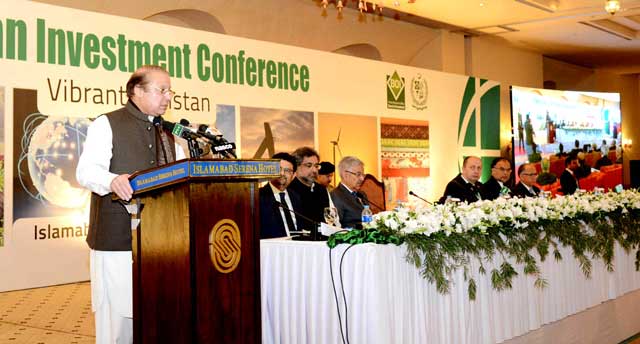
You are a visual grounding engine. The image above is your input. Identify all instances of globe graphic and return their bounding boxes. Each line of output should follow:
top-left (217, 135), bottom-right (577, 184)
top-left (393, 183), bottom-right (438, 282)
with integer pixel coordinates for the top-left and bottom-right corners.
top-left (27, 116), bottom-right (90, 208)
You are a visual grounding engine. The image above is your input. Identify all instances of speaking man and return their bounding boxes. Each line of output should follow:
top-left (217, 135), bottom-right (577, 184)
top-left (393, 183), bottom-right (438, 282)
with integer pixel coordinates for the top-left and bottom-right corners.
top-left (76, 65), bottom-right (185, 343)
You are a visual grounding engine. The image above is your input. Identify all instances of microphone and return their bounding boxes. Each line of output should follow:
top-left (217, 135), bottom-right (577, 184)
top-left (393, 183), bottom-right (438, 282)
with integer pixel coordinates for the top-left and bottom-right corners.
top-left (273, 201), bottom-right (324, 241)
top-left (354, 192), bottom-right (385, 212)
top-left (161, 119), bottom-right (203, 141)
top-left (196, 123), bottom-right (238, 158)
top-left (409, 190), bottom-right (433, 205)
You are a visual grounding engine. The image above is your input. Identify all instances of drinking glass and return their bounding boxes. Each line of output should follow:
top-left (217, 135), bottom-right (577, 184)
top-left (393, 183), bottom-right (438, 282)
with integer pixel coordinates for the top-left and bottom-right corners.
top-left (324, 207), bottom-right (337, 226)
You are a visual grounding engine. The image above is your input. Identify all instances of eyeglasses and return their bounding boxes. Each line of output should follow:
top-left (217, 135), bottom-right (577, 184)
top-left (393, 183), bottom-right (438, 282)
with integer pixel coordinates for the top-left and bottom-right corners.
top-left (281, 168), bottom-right (294, 175)
top-left (300, 162), bottom-right (321, 169)
top-left (345, 170), bottom-right (365, 178)
top-left (493, 167), bottom-right (512, 173)
top-left (143, 85), bottom-right (175, 96)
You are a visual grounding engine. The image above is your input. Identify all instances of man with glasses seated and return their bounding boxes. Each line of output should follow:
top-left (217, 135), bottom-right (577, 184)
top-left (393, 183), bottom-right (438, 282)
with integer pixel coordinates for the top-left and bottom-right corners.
top-left (330, 156), bottom-right (369, 229)
top-left (287, 147), bottom-right (332, 233)
top-left (481, 157), bottom-right (514, 200)
top-left (259, 152), bottom-right (298, 239)
top-left (513, 163), bottom-right (541, 198)
top-left (439, 156), bottom-right (483, 204)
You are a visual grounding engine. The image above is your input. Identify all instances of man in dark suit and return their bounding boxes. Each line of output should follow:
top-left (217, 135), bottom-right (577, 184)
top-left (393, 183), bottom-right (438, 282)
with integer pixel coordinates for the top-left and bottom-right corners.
top-left (480, 157), bottom-right (514, 200)
top-left (560, 154), bottom-right (580, 195)
top-left (287, 147), bottom-right (331, 232)
top-left (439, 156), bottom-right (483, 203)
top-left (513, 163), bottom-right (541, 197)
top-left (259, 152), bottom-right (298, 239)
top-left (331, 156), bottom-right (369, 229)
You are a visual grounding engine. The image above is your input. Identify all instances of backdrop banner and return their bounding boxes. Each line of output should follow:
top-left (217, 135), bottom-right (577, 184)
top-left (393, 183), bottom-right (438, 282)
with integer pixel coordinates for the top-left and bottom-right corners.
top-left (0, 1), bottom-right (500, 291)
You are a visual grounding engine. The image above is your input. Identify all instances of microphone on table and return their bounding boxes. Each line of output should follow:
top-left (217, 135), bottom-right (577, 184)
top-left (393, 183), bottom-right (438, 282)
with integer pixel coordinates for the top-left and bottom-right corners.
top-left (354, 192), bottom-right (385, 212)
top-left (409, 191), bottom-right (434, 205)
top-left (273, 201), bottom-right (324, 241)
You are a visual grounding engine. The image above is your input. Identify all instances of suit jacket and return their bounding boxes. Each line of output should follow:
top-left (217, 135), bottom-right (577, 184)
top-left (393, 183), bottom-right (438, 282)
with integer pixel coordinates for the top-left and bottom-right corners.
top-left (439, 174), bottom-right (482, 204)
top-left (287, 178), bottom-right (329, 232)
top-left (480, 177), bottom-right (513, 200)
top-left (560, 169), bottom-right (578, 195)
top-left (259, 184), bottom-right (292, 239)
top-left (331, 183), bottom-right (369, 229)
top-left (513, 182), bottom-right (540, 198)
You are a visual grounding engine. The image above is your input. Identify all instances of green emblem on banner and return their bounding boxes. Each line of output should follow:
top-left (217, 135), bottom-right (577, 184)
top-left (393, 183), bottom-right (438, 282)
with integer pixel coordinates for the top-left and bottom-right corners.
top-left (386, 71), bottom-right (405, 110)
top-left (457, 77), bottom-right (501, 181)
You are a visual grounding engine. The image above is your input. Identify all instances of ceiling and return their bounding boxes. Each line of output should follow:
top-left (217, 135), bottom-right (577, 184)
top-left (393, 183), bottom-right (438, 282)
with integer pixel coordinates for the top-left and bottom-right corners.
top-left (340, 0), bottom-right (640, 74)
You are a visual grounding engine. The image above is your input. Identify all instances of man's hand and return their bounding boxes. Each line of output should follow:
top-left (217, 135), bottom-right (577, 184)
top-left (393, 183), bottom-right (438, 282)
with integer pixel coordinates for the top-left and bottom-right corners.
top-left (110, 174), bottom-right (133, 201)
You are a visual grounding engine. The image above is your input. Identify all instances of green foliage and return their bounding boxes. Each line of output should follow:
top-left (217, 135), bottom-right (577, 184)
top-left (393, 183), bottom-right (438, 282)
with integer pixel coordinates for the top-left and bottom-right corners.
top-left (328, 193), bottom-right (640, 300)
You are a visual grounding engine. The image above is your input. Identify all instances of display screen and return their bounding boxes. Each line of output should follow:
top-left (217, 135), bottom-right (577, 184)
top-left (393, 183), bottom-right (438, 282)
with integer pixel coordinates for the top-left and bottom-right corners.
top-left (510, 86), bottom-right (621, 168)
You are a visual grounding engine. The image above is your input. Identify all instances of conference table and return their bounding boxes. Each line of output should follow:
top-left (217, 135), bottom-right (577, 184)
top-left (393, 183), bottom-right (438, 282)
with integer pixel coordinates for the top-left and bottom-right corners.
top-left (260, 238), bottom-right (640, 344)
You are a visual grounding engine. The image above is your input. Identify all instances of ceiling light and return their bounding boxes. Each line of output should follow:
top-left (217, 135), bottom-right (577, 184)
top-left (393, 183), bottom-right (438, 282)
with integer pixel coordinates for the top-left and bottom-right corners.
top-left (605, 0), bottom-right (621, 15)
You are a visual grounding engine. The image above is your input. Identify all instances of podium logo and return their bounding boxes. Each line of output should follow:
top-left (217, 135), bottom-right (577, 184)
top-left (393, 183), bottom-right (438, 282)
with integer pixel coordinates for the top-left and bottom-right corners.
top-left (209, 219), bottom-right (241, 274)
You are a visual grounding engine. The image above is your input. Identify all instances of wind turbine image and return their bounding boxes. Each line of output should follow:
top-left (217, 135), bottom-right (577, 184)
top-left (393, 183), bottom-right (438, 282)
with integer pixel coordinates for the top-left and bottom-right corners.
top-left (330, 128), bottom-right (343, 185)
top-left (253, 122), bottom-right (275, 158)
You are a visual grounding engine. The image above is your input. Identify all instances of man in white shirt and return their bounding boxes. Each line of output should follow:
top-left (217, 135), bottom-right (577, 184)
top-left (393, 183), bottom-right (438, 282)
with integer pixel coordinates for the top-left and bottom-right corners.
top-left (76, 65), bottom-right (185, 344)
top-left (259, 152), bottom-right (298, 238)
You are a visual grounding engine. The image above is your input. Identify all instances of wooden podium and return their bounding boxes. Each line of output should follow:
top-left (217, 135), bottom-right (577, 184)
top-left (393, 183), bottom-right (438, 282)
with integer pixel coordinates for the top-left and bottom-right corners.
top-left (128, 159), bottom-right (279, 343)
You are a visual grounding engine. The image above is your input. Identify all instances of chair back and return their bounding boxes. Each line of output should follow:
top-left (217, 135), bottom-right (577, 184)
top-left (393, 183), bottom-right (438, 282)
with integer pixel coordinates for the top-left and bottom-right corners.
top-left (360, 174), bottom-right (386, 214)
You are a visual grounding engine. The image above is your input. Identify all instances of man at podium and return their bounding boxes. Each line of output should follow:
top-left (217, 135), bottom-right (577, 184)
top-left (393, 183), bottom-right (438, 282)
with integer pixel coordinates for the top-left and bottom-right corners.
top-left (76, 65), bottom-right (186, 344)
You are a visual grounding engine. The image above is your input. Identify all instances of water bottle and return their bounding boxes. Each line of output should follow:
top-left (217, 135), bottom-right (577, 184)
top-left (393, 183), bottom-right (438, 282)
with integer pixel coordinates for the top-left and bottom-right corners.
top-left (361, 205), bottom-right (373, 225)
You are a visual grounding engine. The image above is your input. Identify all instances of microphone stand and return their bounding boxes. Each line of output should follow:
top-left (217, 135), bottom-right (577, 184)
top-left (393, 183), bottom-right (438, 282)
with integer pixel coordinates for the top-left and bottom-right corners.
top-left (274, 201), bottom-right (324, 241)
top-left (409, 191), bottom-right (434, 205)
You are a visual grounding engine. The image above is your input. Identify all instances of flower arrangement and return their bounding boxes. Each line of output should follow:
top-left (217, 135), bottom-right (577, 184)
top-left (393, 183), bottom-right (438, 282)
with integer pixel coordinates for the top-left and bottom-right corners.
top-left (327, 189), bottom-right (640, 300)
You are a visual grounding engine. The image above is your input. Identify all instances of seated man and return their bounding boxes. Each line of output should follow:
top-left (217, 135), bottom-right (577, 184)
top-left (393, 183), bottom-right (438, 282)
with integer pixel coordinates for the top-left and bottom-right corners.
top-left (331, 156), bottom-right (368, 229)
top-left (513, 163), bottom-right (540, 197)
top-left (316, 161), bottom-right (335, 190)
top-left (480, 157), bottom-right (513, 200)
top-left (560, 154), bottom-right (580, 195)
top-left (439, 156), bottom-right (483, 204)
top-left (574, 151), bottom-right (592, 179)
top-left (287, 147), bottom-right (331, 232)
top-left (259, 152), bottom-right (298, 239)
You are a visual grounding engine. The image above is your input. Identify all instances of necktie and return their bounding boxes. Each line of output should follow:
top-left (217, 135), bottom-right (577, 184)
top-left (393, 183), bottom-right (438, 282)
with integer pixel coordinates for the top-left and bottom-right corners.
top-left (279, 192), bottom-right (296, 233)
top-left (156, 126), bottom-right (175, 166)
top-left (352, 191), bottom-right (363, 205)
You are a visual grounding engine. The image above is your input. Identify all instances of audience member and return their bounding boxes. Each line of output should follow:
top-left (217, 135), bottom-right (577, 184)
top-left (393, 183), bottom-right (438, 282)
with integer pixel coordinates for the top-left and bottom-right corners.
top-left (439, 156), bottom-right (483, 203)
top-left (555, 143), bottom-right (568, 158)
top-left (560, 154), bottom-right (580, 195)
top-left (259, 152), bottom-right (298, 239)
top-left (570, 139), bottom-right (582, 155)
top-left (330, 156), bottom-right (369, 229)
top-left (481, 158), bottom-right (514, 200)
top-left (594, 153), bottom-right (613, 170)
top-left (574, 151), bottom-right (592, 179)
top-left (287, 147), bottom-right (332, 232)
top-left (513, 163), bottom-right (540, 197)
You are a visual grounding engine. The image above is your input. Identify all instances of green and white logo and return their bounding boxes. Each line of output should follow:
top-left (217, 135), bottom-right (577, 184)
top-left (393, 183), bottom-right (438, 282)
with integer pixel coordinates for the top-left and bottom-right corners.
top-left (457, 77), bottom-right (501, 181)
top-left (387, 71), bottom-right (405, 110)
top-left (410, 74), bottom-right (428, 110)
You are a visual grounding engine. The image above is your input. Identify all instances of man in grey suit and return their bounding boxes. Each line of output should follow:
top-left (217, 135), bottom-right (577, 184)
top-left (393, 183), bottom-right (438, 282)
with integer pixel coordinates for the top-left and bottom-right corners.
top-left (330, 156), bottom-right (369, 229)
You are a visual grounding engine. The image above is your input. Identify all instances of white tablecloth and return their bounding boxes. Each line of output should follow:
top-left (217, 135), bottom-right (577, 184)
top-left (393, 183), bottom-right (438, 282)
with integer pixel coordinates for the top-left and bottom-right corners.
top-left (260, 239), bottom-right (640, 344)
